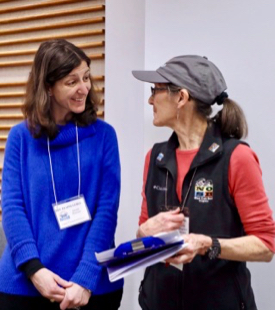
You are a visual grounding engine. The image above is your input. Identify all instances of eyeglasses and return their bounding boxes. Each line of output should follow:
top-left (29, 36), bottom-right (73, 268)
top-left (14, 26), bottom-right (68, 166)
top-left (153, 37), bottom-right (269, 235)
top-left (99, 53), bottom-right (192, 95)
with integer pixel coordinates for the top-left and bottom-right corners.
top-left (150, 86), bottom-right (181, 97)
top-left (150, 87), bottom-right (169, 96)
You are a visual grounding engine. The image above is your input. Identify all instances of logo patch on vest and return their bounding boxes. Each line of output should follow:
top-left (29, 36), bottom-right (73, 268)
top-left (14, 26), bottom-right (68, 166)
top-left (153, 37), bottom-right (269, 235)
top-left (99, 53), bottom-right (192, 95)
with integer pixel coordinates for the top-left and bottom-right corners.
top-left (194, 178), bottom-right (213, 203)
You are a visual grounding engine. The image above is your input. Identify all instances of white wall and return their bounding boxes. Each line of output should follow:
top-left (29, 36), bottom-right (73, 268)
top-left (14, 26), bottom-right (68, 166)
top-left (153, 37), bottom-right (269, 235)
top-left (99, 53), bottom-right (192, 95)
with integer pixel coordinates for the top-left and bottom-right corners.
top-left (105, 1), bottom-right (145, 309)
top-left (106, 1), bottom-right (275, 309)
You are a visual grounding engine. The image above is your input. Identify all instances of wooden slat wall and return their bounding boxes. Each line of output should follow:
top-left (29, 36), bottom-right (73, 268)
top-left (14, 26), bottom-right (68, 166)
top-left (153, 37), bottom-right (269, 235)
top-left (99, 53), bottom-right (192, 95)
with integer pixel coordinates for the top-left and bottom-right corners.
top-left (0, 0), bottom-right (106, 220)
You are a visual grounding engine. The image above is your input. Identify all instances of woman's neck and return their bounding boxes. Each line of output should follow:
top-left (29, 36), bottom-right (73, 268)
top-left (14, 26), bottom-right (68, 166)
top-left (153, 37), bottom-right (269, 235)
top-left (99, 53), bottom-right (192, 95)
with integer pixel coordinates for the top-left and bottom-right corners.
top-left (54, 113), bottom-right (73, 126)
top-left (174, 117), bottom-right (208, 150)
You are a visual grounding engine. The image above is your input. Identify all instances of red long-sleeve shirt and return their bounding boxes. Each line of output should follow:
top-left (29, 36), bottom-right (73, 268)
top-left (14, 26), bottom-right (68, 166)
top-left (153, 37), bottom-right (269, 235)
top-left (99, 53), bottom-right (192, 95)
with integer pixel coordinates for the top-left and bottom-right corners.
top-left (139, 144), bottom-right (275, 252)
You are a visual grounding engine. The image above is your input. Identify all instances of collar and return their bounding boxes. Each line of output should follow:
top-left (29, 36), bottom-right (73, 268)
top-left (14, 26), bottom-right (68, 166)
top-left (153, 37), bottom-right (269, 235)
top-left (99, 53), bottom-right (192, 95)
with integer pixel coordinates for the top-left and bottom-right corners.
top-left (155, 122), bottom-right (223, 176)
top-left (38, 120), bottom-right (97, 147)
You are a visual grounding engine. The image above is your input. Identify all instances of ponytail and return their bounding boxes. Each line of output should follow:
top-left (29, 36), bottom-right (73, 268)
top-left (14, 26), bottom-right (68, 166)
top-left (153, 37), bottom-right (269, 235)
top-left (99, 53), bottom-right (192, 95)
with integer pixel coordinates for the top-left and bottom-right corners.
top-left (169, 83), bottom-right (248, 140)
top-left (192, 97), bottom-right (248, 140)
top-left (212, 98), bottom-right (248, 139)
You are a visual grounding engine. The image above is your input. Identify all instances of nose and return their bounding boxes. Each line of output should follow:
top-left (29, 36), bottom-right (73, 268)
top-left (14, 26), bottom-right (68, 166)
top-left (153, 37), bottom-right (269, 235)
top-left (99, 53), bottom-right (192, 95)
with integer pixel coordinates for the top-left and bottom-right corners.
top-left (77, 81), bottom-right (89, 95)
top-left (148, 94), bottom-right (154, 105)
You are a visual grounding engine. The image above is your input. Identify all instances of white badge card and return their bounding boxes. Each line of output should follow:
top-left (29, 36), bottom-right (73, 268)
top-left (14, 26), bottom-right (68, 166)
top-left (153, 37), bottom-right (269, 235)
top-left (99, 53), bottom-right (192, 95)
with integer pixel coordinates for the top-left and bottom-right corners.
top-left (179, 217), bottom-right (189, 235)
top-left (53, 195), bottom-right (91, 230)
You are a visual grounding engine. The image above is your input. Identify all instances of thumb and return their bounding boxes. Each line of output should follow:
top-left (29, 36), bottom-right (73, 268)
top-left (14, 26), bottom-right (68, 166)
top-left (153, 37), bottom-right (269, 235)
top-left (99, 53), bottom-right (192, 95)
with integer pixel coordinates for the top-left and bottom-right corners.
top-left (53, 274), bottom-right (72, 288)
top-left (169, 207), bottom-right (181, 214)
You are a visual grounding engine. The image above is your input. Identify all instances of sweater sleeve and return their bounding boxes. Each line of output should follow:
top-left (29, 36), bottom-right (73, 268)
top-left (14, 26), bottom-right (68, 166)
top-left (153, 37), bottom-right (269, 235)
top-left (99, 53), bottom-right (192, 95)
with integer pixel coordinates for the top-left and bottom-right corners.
top-left (2, 125), bottom-right (40, 268)
top-left (229, 144), bottom-right (275, 252)
top-left (69, 125), bottom-right (121, 292)
top-left (138, 150), bottom-right (151, 226)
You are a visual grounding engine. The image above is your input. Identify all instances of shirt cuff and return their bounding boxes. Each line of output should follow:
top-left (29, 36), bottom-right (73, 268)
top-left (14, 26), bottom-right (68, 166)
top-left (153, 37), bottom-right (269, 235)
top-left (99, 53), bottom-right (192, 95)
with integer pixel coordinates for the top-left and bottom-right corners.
top-left (20, 258), bottom-right (45, 278)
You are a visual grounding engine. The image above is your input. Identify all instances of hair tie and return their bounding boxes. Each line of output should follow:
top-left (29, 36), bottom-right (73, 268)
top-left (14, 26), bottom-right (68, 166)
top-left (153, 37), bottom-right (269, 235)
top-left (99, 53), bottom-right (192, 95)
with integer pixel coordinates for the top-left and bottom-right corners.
top-left (213, 92), bottom-right (228, 105)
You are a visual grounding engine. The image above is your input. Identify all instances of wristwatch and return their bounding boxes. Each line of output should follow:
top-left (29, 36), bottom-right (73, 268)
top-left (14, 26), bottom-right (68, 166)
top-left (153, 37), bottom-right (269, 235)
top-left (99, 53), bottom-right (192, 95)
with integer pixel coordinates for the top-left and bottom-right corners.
top-left (207, 238), bottom-right (221, 260)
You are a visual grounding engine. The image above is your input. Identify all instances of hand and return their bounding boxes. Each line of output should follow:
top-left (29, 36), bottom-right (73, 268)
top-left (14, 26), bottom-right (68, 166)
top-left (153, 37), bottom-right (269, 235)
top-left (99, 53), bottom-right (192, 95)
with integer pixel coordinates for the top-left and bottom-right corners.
top-left (139, 208), bottom-right (184, 237)
top-left (59, 282), bottom-right (92, 310)
top-left (166, 233), bottom-right (212, 264)
top-left (30, 268), bottom-right (72, 302)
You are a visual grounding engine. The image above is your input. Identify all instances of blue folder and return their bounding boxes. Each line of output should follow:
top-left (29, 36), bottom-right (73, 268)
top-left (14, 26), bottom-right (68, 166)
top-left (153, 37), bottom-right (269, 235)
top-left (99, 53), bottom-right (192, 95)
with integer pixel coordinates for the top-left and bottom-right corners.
top-left (97, 232), bottom-right (184, 267)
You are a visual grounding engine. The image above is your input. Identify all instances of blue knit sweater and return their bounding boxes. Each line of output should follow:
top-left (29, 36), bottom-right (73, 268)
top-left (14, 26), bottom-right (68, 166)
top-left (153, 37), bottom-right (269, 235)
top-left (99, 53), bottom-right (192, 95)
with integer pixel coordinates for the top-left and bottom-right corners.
top-left (0, 119), bottom-right (123, 296)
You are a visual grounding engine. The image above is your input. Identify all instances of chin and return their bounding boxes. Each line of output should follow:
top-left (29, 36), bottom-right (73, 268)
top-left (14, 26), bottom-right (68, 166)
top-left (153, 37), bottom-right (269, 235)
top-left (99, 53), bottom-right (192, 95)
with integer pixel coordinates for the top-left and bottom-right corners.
top-left (73, 106), bottom-right (86, 114)
top-left (153, 116), bottom-right (164, 126)
top-left (153, 120), bottom-right (163, 127)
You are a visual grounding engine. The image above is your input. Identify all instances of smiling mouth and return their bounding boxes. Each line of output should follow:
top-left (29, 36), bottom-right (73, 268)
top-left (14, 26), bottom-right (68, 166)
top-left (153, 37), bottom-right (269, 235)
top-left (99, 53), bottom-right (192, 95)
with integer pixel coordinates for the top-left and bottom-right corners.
top-left (73, 98), bottom-right (85, 102)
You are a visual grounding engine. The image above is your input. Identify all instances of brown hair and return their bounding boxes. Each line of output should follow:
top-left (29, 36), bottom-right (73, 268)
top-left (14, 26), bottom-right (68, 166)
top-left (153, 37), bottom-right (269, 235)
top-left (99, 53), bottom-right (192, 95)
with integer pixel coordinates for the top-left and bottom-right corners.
top-left (22, 39), bottom-right (98, 139)
top-left (194, 98), bottom-right (248, 139)
top-left (168, 83), bottom-right (248, 139)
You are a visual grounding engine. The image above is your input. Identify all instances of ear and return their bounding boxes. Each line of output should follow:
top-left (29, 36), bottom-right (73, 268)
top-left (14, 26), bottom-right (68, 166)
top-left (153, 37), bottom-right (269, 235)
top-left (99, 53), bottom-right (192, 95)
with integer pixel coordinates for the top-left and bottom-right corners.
top-left (177, 89), bottom-right (190, 109)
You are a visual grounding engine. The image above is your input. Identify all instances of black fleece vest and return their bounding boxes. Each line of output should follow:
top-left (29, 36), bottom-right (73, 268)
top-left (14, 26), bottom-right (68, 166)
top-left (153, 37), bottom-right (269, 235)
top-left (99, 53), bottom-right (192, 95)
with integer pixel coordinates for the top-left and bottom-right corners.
top-left (139, 125), bottom-right (257, 310)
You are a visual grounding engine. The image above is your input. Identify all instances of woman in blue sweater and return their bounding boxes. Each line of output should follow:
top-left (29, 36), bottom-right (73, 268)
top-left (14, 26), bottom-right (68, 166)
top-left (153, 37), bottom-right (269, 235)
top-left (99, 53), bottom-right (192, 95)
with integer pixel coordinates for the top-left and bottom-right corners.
top-left (0, 39), bottom-right (123, 310)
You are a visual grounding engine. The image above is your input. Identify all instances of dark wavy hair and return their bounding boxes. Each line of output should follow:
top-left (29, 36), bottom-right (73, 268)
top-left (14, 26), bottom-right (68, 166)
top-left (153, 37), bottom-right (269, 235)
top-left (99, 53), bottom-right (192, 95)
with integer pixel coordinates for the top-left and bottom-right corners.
top-left (22, 39), bottom-right (99, 139)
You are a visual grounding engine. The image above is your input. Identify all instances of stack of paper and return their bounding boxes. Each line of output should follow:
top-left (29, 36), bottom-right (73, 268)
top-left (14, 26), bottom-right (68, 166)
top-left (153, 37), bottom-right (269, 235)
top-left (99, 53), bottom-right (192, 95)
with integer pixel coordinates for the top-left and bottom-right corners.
top-left (95, 230), bottom-right (187, 282)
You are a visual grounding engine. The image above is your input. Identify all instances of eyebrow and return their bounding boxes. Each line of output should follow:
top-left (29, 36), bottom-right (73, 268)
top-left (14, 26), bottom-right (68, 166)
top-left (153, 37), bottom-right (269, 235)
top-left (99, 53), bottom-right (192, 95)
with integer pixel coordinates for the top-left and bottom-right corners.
top-left (67, 68), bottom-right (90, 77)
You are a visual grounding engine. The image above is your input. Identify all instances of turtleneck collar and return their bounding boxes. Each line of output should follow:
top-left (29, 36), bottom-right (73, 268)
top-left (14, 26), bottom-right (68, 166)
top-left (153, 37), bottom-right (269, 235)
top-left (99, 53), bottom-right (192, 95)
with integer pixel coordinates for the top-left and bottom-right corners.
top-left (38, 120), bottom-right (97, 147)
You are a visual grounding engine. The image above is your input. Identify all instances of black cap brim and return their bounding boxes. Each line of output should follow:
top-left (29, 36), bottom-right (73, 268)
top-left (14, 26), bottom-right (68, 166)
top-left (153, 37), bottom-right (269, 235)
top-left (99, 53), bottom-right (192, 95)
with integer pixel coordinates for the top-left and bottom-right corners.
top-left (132, 70), bottom-right (169, 83)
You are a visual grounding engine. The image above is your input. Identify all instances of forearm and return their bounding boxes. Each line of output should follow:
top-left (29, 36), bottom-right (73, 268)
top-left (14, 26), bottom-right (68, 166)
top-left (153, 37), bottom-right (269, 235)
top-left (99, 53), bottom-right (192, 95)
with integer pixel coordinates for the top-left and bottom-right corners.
top-left (218, 235), bottom-right (274, 262)
top-left (168, 233), bottom-right (274, 265)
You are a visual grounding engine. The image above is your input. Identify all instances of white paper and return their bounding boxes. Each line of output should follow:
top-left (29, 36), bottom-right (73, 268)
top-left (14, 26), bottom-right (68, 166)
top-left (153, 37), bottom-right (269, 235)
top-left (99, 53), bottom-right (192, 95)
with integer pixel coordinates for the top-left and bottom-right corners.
top-left (95, 230), bottom-right (188, 282)
top-left (107, 242), bottom-right (188, 282)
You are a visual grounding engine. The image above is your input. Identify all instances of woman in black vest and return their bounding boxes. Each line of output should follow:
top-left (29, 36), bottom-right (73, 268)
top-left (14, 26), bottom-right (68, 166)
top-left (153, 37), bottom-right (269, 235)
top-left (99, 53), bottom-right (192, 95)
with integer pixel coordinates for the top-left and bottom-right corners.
top-left (132, 55), bottom-right (275, 310)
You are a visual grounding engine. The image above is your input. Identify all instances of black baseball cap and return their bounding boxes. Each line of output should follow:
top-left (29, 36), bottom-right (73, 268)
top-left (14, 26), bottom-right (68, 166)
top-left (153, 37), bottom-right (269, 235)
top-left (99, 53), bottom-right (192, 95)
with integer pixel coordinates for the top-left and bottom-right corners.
top-left (132, 55), bottom-right (227, 105)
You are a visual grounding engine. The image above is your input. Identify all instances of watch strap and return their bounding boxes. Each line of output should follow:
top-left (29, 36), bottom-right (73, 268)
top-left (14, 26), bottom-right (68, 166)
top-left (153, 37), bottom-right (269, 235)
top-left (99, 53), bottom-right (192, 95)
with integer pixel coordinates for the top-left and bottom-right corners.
top-left (207, 237), bottom-right (221, 260)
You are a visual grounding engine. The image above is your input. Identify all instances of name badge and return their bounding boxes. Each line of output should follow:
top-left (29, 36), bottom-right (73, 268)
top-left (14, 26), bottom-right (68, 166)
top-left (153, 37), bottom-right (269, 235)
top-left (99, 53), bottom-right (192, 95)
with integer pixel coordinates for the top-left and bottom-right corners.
top-left (179, 217), bottom-right (189, 235)
top-left (53, 195), bottom-right (91, 230)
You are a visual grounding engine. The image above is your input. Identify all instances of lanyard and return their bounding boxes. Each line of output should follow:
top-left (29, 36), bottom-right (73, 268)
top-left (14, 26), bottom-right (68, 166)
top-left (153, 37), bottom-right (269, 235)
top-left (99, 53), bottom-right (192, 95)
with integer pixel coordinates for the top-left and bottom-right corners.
top-left (164, 167), bottom-right (197, 211)
top-left (47, 124), bottom-right (81, 204)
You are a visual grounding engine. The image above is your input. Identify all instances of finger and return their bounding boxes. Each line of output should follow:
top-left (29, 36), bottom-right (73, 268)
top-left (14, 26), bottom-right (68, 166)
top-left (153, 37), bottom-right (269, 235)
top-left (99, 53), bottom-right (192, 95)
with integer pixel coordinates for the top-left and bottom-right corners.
top-left (49, 293), bottom-right (66, 303)
top-left (53, 274), bottom-right (73, 288)
top-left (50, 284), bottom-right (67, 297)
top-left (166, 213), bottom-right (184, 221)
top-left (166, 254), bottom-right (188, 264)
top-left (59, 295), bottom-right (70, 310)
top-left (168, 217), bottom-right (185, 227)
top-left (170, 217), bottom-right (185, 225)
top-left (169, 223), bottom-right (183, 231)
top-left (168, 207), bottom-right (181, 214)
